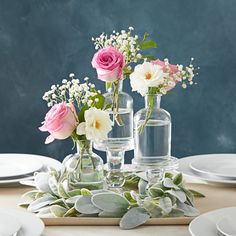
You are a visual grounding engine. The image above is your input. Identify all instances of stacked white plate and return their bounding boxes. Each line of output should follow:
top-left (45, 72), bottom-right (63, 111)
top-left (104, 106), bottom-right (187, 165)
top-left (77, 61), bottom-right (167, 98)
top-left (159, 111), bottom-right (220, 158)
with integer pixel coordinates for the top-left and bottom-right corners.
top-left (178, 153), bottom-right (236, 186)
top-left (0, 208), bottom-right (44, 236)
top-left (189, 207), bottom-right (236, 236)
top-left (0, 153), bottom-right (62, 186)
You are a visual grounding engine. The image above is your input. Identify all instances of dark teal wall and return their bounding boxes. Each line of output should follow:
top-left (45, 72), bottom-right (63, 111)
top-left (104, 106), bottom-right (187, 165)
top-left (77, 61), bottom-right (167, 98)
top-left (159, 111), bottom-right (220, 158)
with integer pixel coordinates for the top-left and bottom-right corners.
top-left (1, 0), bottom-right (236, 162)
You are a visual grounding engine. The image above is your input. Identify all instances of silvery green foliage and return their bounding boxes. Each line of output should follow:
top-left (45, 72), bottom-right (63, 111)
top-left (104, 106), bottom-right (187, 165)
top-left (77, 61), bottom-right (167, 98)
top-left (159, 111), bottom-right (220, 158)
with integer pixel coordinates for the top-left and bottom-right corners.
top-left (20, 168), bottom-right (202, 229)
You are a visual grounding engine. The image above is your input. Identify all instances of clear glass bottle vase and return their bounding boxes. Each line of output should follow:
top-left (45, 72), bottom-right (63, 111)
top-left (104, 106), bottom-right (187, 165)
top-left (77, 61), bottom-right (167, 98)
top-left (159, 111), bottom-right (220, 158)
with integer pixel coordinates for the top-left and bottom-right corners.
top-left (132, 94), bottom-right (178, 170)
top-left (94, 80), bottom-right (134, 188)
top-left (64, 140), bottom-right (104, 190)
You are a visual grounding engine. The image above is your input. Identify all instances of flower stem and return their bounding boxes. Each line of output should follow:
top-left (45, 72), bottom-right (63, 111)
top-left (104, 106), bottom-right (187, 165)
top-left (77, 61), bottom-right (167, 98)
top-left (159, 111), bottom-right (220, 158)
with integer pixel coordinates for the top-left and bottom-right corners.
top-left (138, 93), bottom-right (154, 134)
top-left (111, 81), bottom-right (124, 126)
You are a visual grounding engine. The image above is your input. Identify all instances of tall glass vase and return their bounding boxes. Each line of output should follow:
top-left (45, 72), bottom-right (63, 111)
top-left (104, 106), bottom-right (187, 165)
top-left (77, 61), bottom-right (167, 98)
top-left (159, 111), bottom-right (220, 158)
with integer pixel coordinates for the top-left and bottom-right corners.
top-left (94, 80), bottom-right (133, 188)
top-left (64, 140), bottom-right (104, 190)
top-left (132, 94), bottom-right (178, 170)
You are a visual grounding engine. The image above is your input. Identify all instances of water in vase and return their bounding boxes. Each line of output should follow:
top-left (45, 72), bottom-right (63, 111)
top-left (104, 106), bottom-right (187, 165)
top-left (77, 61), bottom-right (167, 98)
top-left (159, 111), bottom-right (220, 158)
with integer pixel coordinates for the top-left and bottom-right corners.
top-left (134, 119), bottom-right (171, 164)
top-left (94, 108), bottom-right (134, 151)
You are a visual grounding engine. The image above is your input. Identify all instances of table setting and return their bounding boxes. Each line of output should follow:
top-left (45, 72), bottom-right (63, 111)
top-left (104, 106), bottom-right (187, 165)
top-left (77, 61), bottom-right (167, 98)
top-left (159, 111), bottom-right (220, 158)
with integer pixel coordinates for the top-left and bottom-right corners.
top-left (0, 26), bottom-right (236, 236)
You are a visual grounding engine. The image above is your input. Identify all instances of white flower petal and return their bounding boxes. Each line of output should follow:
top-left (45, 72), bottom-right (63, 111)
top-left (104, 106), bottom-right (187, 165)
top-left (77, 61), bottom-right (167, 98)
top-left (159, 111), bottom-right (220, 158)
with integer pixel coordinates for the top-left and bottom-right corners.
top-left (76, 122), bottom-right (86, 135)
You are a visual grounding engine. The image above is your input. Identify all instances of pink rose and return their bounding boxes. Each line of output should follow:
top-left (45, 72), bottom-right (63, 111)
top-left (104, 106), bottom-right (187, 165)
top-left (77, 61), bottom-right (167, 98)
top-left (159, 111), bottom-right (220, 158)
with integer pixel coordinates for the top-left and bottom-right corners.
top-left (152, 59), bottom-right (179, 74)
top-left (91, 46), bottom-right (125, 82)
top-left (39, 102), bottom-right (77, 144)
top-left (152, 59), bottom-right (181, 91)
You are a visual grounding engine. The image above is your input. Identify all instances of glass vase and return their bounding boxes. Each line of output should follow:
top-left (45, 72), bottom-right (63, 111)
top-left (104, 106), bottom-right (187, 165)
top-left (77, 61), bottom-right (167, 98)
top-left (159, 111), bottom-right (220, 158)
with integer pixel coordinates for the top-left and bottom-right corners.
top-left (64, 140), bottom-right (104, 190)
top-left (94, 80), bottom-right (134, 188)
top-left (132, 94), bottom-right (178, 171)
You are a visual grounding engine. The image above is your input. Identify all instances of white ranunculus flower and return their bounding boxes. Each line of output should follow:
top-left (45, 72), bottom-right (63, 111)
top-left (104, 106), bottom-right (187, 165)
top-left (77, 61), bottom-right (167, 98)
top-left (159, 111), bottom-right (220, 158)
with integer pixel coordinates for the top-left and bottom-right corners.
top-left (130, 62), bottom-right (167, 96)
top-left (77, 107), bottom-right (112, 142)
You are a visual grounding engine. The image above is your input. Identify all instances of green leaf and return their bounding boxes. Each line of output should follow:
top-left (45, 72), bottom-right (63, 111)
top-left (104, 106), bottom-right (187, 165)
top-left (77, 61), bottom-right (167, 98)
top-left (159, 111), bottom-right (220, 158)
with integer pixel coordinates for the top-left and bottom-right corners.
top-left (92, 193), bottom-right (129, 212)
top-left (75, 195), bottom-right (101, 214)
top-left (18, 202), bottom-right (31, 208)
top-left (63, 207), bottom-right (77, 217)
top-left (177, 201), bottom-right (200, 217)
top-left (106, 82), bottom-right (111, 91)
top-left (99, 210), bottom-right (126, 218)
top-left (120, 207), bottom-right (150, 229)
top-left (35, 173), bottom-right (52, 194)
top-left (173, 173), bottom-right (183, 186)
top-left (143, 201), bottom-right (162, 218)
top-left (163, 178), bottom-right (180, 190)
top-left (81, 188), bottom-right (91, 196)
top-left (103, 103), bottom-right (112, 110)
top-left (48, 175), bottom-right (59, 195)
top-left (123, 191), bottom-right (137, 204)
top-left (58, 182), bottom-right (69, 198)
top-left (142, 32), bottom-right (149, 41)
top-left (164, 172), bottom-right (174, 179)
top-left (21, 190), bottom-right (41, 200)
top-left (93, 92), bottom-right (105, 109)
top-left (50, 205), bottom-right (68, 217)
top-left (50, 198), bottom-right (67, 207)
top-left (124, 175), bottom-right (140, 189)
top-left (166, 189), bottom-right (186, 203)
top-left (189, 189), bottom-right (205, 198)
top-left (138, 178), bottom-right (148, 196)
top-left (148, 187), bottom-right (164, 198)
top-left (141, 55), bottom-right (157, 60)
top-left (123, 67), bottom-right (133, 77)
top-left (168, 208), bottom-right (185, 217)
top-left (28, 194), bottom-right (56, 212)
top-left (67, 189), bottom-right (81, 197)
top-left (78, 104), bottom-right (89, 123)
top-left (139, 40), bottom-right (157, 50)
top-left (66, 196), bottom-right (81, 205)
top-left (159, 197), bottom-right (172, 215)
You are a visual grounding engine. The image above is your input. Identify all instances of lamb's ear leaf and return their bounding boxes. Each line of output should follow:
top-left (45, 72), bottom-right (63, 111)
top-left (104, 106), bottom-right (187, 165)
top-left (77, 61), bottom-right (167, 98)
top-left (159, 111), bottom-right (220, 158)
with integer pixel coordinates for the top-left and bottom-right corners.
top-left (50, 205), bottom-right (68, 217)
top-left (177, 201), bottom-right (200, 217)
top-left (120, 207), bottom-right (150, 229)
top-left (75, 195), bottom-right (101, 214)
top-left (159, 197), bottom-right (172, 214)
top-left (173, 173), bottom-right (183, 185)
top-left (91, 193), bottom-right (129, 212)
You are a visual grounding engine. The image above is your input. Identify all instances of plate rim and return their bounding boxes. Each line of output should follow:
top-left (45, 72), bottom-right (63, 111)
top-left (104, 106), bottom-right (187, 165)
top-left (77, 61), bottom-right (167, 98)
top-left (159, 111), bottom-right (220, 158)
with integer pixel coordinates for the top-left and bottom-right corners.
top-left (0, 153), bottom-right (62, 184)
top-left (0, 208), bottom-right (44, 236)
top-left (178, 153), bottom-right (236, 184)
top-left (189, 206), bottom-right (236, 236)
top-left (189, 155), bottom-right (236, 179)
top-left (0, 155), bottom-right (43, 178)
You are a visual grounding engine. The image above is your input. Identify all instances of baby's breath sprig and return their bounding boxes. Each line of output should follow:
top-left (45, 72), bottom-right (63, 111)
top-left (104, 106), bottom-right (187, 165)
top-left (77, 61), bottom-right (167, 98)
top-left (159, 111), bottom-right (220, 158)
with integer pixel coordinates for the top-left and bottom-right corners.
top-left (42, 74), bottom-right (101, 109)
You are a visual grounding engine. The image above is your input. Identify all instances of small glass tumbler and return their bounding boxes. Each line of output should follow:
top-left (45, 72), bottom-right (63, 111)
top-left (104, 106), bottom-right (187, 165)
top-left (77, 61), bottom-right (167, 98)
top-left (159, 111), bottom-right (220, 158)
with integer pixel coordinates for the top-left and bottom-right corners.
top-left (145, 168), bottom-right (164, 191)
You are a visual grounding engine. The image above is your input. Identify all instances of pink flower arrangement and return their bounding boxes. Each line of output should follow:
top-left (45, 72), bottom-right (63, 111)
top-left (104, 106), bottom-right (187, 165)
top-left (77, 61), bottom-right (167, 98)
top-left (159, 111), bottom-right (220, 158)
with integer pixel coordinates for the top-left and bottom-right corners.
top-left (91, 46), bottom-right (125, 82)
top-left (39, 102), bottom-right (77, 144)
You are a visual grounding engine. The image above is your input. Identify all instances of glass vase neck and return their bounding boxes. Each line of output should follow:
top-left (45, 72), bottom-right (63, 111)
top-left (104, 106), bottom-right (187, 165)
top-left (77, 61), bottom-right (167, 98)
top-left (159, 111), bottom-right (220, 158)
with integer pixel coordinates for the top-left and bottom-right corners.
top-left (145, 94), bottom-right (161, 108)
top-left (107, 80), bottom-right (123, 92)
top-left (76, 140), bottom-right (92, 154)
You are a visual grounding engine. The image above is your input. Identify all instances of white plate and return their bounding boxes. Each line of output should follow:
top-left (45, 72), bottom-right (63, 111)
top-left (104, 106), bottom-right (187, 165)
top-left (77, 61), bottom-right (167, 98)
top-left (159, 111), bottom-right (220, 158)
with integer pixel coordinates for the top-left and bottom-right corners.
top-left (190, 154), bottom-right (236, 179)
top-left (0, 208), bottom-right (44, 236)
top-left (0, 153), bottom-right (62, 185)
top-left (0, 154), bottom-right (43, 178)
top-left (0, 212), bottom-right (21, 236)
top-left (178, 154), bottom-right (236, 185)
top-left (189, 207), bottom-right (236, 236)
top-left (216, 215), bottom-right (236, 236)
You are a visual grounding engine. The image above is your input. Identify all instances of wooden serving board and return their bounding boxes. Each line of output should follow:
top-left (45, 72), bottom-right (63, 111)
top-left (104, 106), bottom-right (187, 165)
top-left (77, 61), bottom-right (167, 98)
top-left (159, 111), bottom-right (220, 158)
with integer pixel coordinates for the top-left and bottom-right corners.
top-left (41, 183), bottom-right (236, 226)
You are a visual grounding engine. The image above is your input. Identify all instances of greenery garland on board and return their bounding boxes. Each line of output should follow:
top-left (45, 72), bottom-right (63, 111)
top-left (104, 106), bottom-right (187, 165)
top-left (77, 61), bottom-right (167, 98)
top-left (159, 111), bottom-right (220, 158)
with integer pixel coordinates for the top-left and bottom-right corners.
top-left (19, 167), bottom-right (204, 229)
